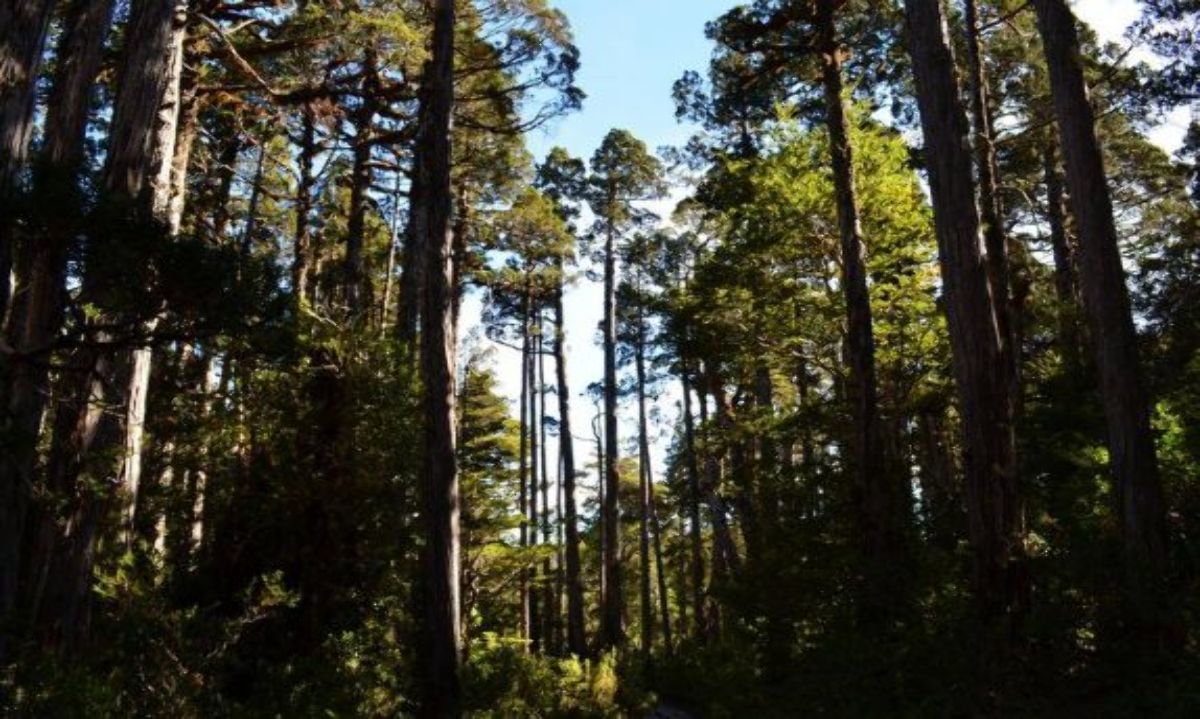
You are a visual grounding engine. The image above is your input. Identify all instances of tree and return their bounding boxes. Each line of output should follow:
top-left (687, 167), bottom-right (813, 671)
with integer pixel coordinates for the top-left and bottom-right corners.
top-left (0, 0), bottom-right (55, 325)
top-left (415, 0), bottom-right (462, 712)
top-left (536, 147), bottom-right (589, 656)
top-left (903, 0), bottom-right (1026, 635)
top-left (587, 129), bottom-right (666, 649)
top-left (0, 0), bottom-right (116, 654)
top-left (1033, 0), bottom-right (1169, 626)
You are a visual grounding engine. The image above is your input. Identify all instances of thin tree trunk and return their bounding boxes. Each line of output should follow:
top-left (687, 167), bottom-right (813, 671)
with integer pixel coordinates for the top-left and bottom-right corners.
top-left (1042, 140), bottom-right (1082, 368)
top-left (293, 109), bottom-right (317, 309)
top-left (345, 53), bottom-right (376, 317)
top-left (649, 478), bottom-right (672, 653)
top-left (528, 304), bottom-right (542, 653)
top-left (538, 324), bottom-right (554, 652)
top-left (381, 171), bottom-right (403, 332)
top-left (917, 405), bottom-right (960, 551)
top-left (637, 321), bottom-right (653, 655)
top-left (903, 0), bottom-right (1026, 635)
top-left (398, 119), bottom-right (428, 345)
top-left (1033, 0), bottom-right (1168, 622)
top-left (680, 368), bottom-right (705, 638)
top-left (601, 216), bottom-right (623, 648)
top-left (518, 304), bottom-right (531, 647)
top-left (963, 0), bottom-right (1016, 348)
top-left (207, 124), bottom-right (243, 242)
top-left (593, 406), bottom-right (606, 637)
top-left (695, 383), bottom-right (725, 637)
top-left (553, 263), bottom-right (586, 655)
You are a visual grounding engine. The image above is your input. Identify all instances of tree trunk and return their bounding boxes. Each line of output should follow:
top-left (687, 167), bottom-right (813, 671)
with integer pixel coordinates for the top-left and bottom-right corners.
top-left (0, 0), bottom-right (56, 327)
top-left (697, 373), bottom-right (740, 580)
top-left (553, 262), bottom-right (586, 656)
top-left (415, 0), bottom-right (462, 711)
top-left (916, 405), bottom-right (960, 551)
top-left (1033, 0), bottom-right (1168, 619)
top-left (2, 0), bottom-right (114, 648)
top-left (206, 123), bottom-right (243, 242)
top-left (963, 0), bottom-right (1016, 349)
top-left (649, 469), bottom-right (672, 653)
top-left (345, 52), bottom-right (377, 317)
top-left (903, 0), bottom-right (1026, 634)
top-left (593, 404), bottom-right (606, 635)
top-left (294, 109), bottom-right (317, 309)
top-left (815, 0), bottom-right (907, 613)
top-left (601, 219), bottom-right (623, 648)
top-left (636, 320), bottom-right (653, 655)
top-left (680, 368), bottom-right (705, 638)
top-left (380, 171), bottom-right (403, 332)
top-left (527, 307), bottom-right (541, 653)
top-left (34, 0), bottom-right (188, 655)
top-left (518, 304), bottom-right (531, 647)
top-left (120, 0), bottom-right (190, 545)
top-left (1042, 140), bottom-right (1082, 368)
top-left (398, 94), bottom-right (429, 345)
top-left (538, 327), bottom-right (554, 652)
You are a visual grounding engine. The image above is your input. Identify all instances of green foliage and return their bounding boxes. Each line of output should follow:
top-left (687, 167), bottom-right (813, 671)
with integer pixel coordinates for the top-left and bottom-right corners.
top-left (462, 637), bottom-right (629, 717)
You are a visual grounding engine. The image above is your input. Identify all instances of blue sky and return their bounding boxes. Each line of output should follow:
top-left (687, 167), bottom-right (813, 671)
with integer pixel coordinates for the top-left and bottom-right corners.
top-left (524, 0), bottom-right (736, 163)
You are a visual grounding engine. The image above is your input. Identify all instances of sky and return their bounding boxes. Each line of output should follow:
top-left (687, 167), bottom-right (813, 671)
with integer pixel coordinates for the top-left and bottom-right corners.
top-left (459, 0), bottom-right (1191, 491)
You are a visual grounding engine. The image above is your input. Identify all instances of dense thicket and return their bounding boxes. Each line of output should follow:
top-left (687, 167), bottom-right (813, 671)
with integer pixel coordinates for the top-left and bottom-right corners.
top-left (1, 0), bottom-right (1198, 716)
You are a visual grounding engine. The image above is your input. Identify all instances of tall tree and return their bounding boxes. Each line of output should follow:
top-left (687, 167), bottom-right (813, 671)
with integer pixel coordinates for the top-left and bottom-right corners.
top-left (587, 129), bottom-right (665, 649)
top-left (31, 0), bottom-right (188, 653)
top-left (1033, 0), bottom-right (1169, 622)
top-left (415, 0), bottom-right (462, 711)
top-left (903, 0), bottom-right (1026, 634)
top-left (812, 0), bottom-right (909, 611)
top-left (1, 0), bottom-right (115, 652)
top-left (536, 148), bottom-right (588, 656)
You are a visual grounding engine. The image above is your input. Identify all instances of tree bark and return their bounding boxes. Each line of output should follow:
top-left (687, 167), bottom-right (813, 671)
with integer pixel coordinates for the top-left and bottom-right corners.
top-left (1033, 0), bottom-right (1168, 617)
top-left (963, 0), bottom-right (1016, 349)
top-left (680, 368), bottom-right (705, 638)
top-left (0, 0), bottom-right (56, 326)
top-left (903, 0), bottom-right (1026, 634)
top-left (398, 92), bottom-right (429, 345)
top-left (1042, 140), bottom-right (1082, 368)
top-left (415, 0), bottom-right (462, 711)
top-left (34, 0), bottom-right (188, 655)
top-left (345, 51), bottom-right (377, 317)
top-left (527, 307), bottom-right (541, 653)
top-left (538, 327), bottom-right (554, 652)
top-left (553, 261), bottom-right (586, 656)
top-left (518, 303), bottom-right (531, 647)
top-left (648, 460), bottom-right (673, 653)
top-left (293, 108), bottom-right (317, 309)
top-left (123, 21), bottom-right (191, 542)
top-left (1, 0), bottom-right (114, 649)
top-left (697, 373), bottom-right (740, 580)
top-left (815, 0), bottom-right (907, 612)
top-left (601, 215), bottom-right (624, 648)
top-left (636, 316), bottom-right (653, 655)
